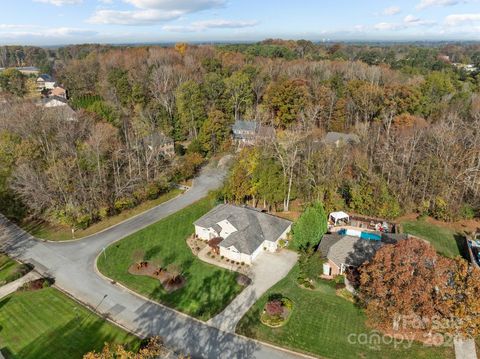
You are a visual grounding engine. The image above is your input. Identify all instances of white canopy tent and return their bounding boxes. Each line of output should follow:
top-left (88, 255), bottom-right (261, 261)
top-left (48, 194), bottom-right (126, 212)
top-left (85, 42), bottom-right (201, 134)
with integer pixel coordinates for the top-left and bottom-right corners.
top-left (329, 211), bottom-right (350, 225)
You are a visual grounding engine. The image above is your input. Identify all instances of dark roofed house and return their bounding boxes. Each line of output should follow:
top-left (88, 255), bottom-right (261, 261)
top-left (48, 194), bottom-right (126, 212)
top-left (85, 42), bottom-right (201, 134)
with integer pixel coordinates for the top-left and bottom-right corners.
top-left (323, 132), bottom-right (360, 147)
top-left (318, 234), bottom-right (383, 277)
top-left (232, 120), bottom-right (258, 145)
top-left (194, 204), bottom-right (292, 264)
top-left (37, 74), bottom-right (56, 91)
top-left (142, 132), bottom-right (175, 157)
top-left (232, 120), bottom-right (275, 148)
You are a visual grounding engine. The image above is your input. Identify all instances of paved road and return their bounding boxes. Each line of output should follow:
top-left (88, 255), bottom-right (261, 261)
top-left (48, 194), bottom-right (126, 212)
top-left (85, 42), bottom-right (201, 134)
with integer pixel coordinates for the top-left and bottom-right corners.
top-left (208, 250), bottom-right (298, 333)
top-left (0, 164), bottom-right (306, 359)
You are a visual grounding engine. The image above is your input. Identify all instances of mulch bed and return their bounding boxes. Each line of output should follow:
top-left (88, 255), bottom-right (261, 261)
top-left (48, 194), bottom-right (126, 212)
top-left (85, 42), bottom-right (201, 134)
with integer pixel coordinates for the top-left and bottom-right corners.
top-left (20, 278), bottom-right (53, 292)
top-left (128, 262), bottom-right (185, 293)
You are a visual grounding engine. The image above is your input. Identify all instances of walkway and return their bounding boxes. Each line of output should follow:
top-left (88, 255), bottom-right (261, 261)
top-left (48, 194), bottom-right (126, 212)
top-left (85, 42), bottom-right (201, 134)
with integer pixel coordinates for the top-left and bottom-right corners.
top-left (0, 271), bottom-right (41, 299)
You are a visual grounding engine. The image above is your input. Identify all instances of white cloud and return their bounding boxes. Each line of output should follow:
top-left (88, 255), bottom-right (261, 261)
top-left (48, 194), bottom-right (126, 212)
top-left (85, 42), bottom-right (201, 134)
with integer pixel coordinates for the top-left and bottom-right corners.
top-left (124, 0), bottom-right (225, 11)
top-left (163, 19), bottom-right (258, 32)
top-left (33, 0), bottom-right (82, 5)
top-left (0, 27), bottom-right (97, 39)
top-left (416, 0), bottom-right (465, 10)
top-left (374, 22), bottom-right (404, 31)
top-left (88, 9), bottom-right (183, 25)
top-left (374, 15), bottom-right (436, 31)
top-left (383, 6), bottom-right (401, 16)
top-left (89, 0), bottom-right (226, 25)
top-left (0, 24), bottom-right (31, 30)
top-left (445, 13), bottom-right (480, 26)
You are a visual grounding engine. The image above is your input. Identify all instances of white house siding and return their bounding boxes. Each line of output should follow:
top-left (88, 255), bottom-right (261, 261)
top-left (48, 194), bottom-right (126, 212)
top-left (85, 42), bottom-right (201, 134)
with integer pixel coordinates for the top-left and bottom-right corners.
top-left (220, 246), bottom-right (254, 264)
top-left (45, 81), bottom-right (56, 90)
top-left (217, 219), bottom-right (237, 238)
top-left (195, 225), bottom-right (218, 240)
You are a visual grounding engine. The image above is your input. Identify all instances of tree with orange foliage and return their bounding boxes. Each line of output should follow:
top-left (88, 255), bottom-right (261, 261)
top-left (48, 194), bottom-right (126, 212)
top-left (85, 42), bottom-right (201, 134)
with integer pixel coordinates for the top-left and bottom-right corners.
top-left (174, 43), bottom-right (188, 56)
top-left (263, 79), bottom-right (308, 128)
top-left (359, 238), bottom-right (451, 333)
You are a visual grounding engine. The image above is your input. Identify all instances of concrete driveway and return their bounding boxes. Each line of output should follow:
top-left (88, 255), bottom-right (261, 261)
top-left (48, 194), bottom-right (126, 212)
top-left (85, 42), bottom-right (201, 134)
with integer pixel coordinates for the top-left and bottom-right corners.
top-left (207, 250), bottom-right (298, 333)
top-left (0, 163), bottom-right (305, 359)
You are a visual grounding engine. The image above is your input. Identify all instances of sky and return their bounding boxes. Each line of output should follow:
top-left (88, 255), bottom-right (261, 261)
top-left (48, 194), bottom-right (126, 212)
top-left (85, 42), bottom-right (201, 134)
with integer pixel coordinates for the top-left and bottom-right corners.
top-left (1, 0), bottom-right (480, 45)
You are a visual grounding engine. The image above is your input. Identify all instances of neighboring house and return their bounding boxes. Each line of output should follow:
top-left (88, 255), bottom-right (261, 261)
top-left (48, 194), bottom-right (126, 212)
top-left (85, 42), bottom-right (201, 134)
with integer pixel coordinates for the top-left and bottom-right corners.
top-left (0, 66), bottom-right (40, 75)
top-left (452, 63), bottom-right (478, 73)
top-left (50, 86), bottom-right (67, 99)
top-left (323, 132), bottom-right (360, 147)
top-left (318, 234), bottom-right (383, 277)
top-left (194, 204), bottom-right (292, 264)
top-left (318, 232), bottom-right (408, 277)
top-left (39, 96), bottom-right (76, 121)
top-left (232, 120), bottom-right (275, 147)
top-left (142, 132), bottom-right (175, 157)
top-left (232, 120), bottom-right (258, 145)
top-left (41, 96), bottom-right (68, 108)
top-left (36, 74), bottom-right (55, 90)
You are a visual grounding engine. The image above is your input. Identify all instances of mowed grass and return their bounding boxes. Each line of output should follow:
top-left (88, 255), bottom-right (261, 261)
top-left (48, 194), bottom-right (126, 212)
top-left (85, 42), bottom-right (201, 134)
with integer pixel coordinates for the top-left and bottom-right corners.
top-left (0, 254), bottom-right (28, 285)
top-left (237, 266), bottom-right (454, 359)
top-left (0, 287), bottom-right (140, 359)
top-left (97, 197), bottom-right (243, 321)
top-left (26, 189), bottom-right (182, 241)
top-left (401, 220), bottom-right (462, 258)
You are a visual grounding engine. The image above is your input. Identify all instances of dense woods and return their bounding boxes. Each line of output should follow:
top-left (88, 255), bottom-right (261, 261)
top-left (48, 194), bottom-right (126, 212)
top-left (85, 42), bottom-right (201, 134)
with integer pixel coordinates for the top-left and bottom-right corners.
top-left (1, 40), bottom-right (480, 229)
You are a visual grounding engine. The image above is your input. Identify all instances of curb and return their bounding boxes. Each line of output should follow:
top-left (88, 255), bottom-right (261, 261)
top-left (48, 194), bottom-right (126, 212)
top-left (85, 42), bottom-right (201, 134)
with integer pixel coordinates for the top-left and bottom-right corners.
top-left (39, 188), bottom-right (188, 244)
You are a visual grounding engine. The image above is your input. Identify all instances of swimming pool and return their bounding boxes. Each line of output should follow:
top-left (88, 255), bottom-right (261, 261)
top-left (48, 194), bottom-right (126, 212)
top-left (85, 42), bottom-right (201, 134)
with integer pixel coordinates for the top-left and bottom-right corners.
top-left (337, 228), bottom-right (382, 241)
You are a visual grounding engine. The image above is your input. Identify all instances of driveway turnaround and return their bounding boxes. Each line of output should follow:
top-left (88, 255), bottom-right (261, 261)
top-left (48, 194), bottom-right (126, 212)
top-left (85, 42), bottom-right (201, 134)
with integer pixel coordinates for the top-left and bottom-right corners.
top-left (207, 250), bottom-right (298, 333)
top-left (0, 164), bottom-right (306, 359)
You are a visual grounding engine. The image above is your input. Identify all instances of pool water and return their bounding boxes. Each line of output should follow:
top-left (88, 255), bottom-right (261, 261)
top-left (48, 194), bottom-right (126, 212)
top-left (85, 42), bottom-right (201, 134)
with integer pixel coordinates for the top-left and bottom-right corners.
top-left (337, 228), bottom-right (382, 241)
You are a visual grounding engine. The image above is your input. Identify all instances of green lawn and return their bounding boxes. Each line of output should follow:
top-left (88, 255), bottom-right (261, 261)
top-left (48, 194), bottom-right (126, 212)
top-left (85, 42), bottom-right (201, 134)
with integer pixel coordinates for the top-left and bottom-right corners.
top-left (0, 254), bottom-right (29, 286)
top-left (237, 266), bottom-right (454, 359)
top-left (0, 287), bottom-right (140, 359)
top-left (25, 189), bottom-right (182, 241)
top-left (97, 197), bottom-right (243, 321)
top-left (401, 220), bottom-right (463, 258)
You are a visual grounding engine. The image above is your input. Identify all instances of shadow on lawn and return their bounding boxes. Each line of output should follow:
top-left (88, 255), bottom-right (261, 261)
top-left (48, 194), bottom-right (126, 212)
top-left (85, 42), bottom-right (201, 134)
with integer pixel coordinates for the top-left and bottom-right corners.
top-left (15, 318), bottom-right (129, 359)
top-left (454, 233), bottom-right (469, 260)
top-left (149, 269), bottom-right (241, 320)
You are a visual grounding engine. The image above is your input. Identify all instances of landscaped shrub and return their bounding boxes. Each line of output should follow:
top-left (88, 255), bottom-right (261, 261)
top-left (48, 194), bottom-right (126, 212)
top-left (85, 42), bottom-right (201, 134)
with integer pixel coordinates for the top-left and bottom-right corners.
top-left (114, 197), bottom-right (136, 212)
top-left (460, 204), bottom-right (476, 220)
top-left (261, 295), bottom-right (293, 327)
top-left (265, 300), bottom-right (284, 316)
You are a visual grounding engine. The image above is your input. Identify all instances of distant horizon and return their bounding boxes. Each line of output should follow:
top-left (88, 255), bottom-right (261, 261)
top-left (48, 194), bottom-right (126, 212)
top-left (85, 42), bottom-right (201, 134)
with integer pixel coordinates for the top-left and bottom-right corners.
top-left (3, 38), bottom-right (480, 49)
top-left (2, 0), bottom-right (480, 46)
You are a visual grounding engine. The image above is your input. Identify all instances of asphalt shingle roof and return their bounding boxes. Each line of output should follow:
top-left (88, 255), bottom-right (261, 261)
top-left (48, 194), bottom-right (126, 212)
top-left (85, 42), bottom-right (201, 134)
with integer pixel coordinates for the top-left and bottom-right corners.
top-left (194, 204), bottom-right (292, 255)
top-left (323, 132), bottom-right (360, 145)
top-left (318, 234), bottom-right (383, 268)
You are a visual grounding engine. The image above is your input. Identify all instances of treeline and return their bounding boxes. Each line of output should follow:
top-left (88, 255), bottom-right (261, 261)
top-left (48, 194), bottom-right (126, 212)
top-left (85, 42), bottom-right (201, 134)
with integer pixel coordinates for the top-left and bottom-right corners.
top-left (0, 100), bottom-right (204, 227)
top-left (1, 42), bottom-right (479, 227)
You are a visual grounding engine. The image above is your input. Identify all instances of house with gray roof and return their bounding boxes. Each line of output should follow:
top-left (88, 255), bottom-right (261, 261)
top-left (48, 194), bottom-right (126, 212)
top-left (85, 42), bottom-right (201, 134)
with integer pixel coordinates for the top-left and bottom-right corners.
top-left (323, 132), bottom-right (360, 147)
top-left (194, 204), bottom-right (292, 264)
top-left (318, 234), bottom-right (383, 277)
top-left (232, 120), bottom-right (274, 147)
top-left (37, 74), bottom-right (56, 91)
